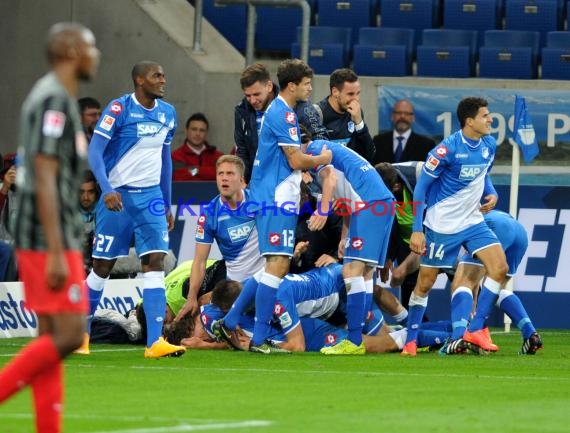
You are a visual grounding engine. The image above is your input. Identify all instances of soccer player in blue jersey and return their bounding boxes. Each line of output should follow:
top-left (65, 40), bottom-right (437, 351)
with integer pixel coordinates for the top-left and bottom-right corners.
top-left (226, 59), bottom-right (332, 354)
top-left (300, 130), bottom-right (395, 355)
top-left (443, 210), bottom-right (543, 355)
top-left (84, 61), bottom-right (185, 358)
top-left (402, 97), bottom-right (509, 356)
top-left (174, 155), bottom-right (266, 321)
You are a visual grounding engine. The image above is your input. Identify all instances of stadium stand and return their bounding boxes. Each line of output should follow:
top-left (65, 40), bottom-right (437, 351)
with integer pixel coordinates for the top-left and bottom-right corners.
top-left (379, 0), bottom-right (438, 46)
top-left (416, 29), bottom-right (478, 78)
top-left (541, 31), bottom-right (570, 79)
top-left (479, 30), bottom-right (540, 79)
top-left (291, 26), bottom-right (352, 74)
top-left (317, 0), bottom-right (375, 42)
top-left (352, 27), bottom-right (415, 76)
top-left (504, 0), bottom-right (559, 47)
top-left (443, 0), bottom-right (500, 48)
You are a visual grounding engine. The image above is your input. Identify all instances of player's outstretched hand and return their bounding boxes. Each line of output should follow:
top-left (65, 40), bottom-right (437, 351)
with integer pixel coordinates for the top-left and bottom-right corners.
top-left (175, 296), bottom-right (199, 322)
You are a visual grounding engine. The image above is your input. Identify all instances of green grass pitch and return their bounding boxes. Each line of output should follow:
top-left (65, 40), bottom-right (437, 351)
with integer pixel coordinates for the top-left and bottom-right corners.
top-left (1, 330), bottom-right (569, 433)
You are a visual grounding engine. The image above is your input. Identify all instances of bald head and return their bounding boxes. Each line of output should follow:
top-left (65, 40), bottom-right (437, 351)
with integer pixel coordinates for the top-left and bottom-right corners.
top-left (46, 22), bottom-right (95, 65)
top-left (131, 61), bottom-right (161, 86)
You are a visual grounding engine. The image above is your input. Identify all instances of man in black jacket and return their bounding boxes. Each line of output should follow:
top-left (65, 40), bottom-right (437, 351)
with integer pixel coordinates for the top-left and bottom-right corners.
top-left (314, 68), bottom-right (376, 163)
top-left (234, 63), bottom-right (327, 183)
top-left (372, 99), bottom-right (436, 165)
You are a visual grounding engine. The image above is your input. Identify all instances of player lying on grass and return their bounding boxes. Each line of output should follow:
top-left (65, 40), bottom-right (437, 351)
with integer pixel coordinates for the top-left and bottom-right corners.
top-left (184, 278), bottom-right (451, 353)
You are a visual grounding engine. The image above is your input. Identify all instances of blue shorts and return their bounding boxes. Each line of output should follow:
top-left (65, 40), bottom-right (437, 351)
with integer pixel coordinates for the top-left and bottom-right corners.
top-left (301, 317), bottom-right (349, 352)
top-left (93, 185), bottom-right (168, 260)
top-left (255, 206), bottom-right (297, 256)
top-left (421, 222), bottom-right (500, 268)
top-left (344, 201), bottom-right (394, 266)
top-left (459, 222), bottom-right (527, 277)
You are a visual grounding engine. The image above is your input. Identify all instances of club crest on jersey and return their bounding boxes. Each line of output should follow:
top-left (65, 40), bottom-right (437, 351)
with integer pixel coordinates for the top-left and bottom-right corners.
top-left (351, 237), bottom-right (364, 250)
top-left (158, 112), bottom-right (166, 123)
top-left (100, 115), bottom-right (115, 131)
top-left (347, 121), bottom-right (355, 133)
top-left (228, 221), bottom-right (254, 242)
top-left (435, 145), bottom-right (448, 157)
top-left (42, 110), bottom-right (66, 138)
top-left (425, 155), bottom-right (440, 171)
top-left (481, 146), bottom-right (490, 159)
top-left (285, 111), bottom-right (296, 124)
top-left (289, 127), bottom-right (299, 141)
top-left (137, 122), bottom-right (160, 137)
top-left (325, 333), bottom-right (337, 345)
top-left (269, 233), bottom-right (281, 245)
top-left (110, 102), bottom-right (123, 115)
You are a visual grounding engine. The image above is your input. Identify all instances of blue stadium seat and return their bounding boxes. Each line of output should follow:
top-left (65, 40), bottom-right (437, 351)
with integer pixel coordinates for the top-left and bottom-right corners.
top-left (353, 27), bottom-right (415, 76)
top-left (256, 6), bottom-right (303, 52)
top-left (479, 30), bottom-right (540, 79)
top-left (291, 26), bottom-right (352, 74)
top-left (202, 0), bottom-right (247, 52)
top-left (416, 29), bottom-right (478, 77)
top-left (541, 32), bottom-right (570, 79)
top-left (317, 0), bottom-right (375, 42)
top-left (505, 0), bottom-right (559, 47)
top-left (443, 0), bottom-right (500, 48)
top-left (380, 0), bottom-right (437, 46)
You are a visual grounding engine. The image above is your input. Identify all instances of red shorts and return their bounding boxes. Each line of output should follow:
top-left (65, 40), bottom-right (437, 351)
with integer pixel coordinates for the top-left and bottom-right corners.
top-left (16, 250), bottom-right (88, 314)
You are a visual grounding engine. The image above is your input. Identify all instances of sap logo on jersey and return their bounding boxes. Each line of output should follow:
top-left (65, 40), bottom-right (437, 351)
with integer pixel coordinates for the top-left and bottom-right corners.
top-left (137, 122), bottom-right (160, 137)
top-left (459, 164), bottom-right (485, 180)
top-left (228, 221), bottom-right (254, 242)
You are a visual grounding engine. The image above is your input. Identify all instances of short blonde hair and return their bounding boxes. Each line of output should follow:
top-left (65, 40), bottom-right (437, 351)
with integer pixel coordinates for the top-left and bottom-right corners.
top-left (216, 155), bottom-right (245, 177)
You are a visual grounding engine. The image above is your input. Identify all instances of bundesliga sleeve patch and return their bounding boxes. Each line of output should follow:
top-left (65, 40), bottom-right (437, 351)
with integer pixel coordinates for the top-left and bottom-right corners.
top-left (285, 111), bottom-right (296, 124)
top-left (195, 215), bottom-right (206, 240)
top-left (100, 115), bottom-right (115, 131)
top-left (42, 110), bottom-right (66, 138)
top-left (289, 127), bottom-right (299, 141)
top-left (425, 155), bottom-right (440, 171)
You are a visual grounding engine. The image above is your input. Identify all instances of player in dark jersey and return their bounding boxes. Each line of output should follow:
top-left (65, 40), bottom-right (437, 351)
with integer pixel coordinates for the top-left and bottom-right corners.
top-left (0, 22), bottom-right (99, 433)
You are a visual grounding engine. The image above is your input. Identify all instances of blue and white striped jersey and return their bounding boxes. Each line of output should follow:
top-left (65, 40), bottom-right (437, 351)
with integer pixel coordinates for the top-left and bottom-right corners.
top-left (195, 189), bottom-right (265, 281)
top-left (422, 131), bottom-right (496, 234)
top-left (249, 95), bottom-right (302, 210)
top-left (93, 93), bottom-right (176, 188)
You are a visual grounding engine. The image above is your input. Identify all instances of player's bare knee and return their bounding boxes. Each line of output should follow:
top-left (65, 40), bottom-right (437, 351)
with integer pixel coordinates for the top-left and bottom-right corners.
top-left (141, 252), bottom-right (165, 272)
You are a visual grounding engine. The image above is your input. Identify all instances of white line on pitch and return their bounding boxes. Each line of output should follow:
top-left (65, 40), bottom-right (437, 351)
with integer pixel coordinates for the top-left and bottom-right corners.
top-left (81, 420), bottom-right (272, 433)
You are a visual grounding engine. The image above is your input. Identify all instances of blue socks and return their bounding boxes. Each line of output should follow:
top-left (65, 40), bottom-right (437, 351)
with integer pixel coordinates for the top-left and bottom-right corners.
top-left (497, 291), bottom-right (536, 339)
top-left (85, 271), bottom-right (108, 333)
top-left (405, 292), bottom-right (428, 343)
top-left (224, 276), bottom-right (258, 330)
top-left (345, 276), bottom-right (366, 346)
top-left (252, 272), bottom-right (281, 346)
top-left (142, 272), bottom-right (166, 347)
top-left (469, 278), bottom-right (501, 331)
top-left (450, 286), bottom-right (473, 339)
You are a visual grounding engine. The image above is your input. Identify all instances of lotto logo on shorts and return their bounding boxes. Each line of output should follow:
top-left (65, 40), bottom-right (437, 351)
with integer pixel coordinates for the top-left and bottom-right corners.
top-left (269, 233), bottom-right (281, 245)
top-left (350, 237), bottom-right (364, 250)
top-left (325, 333), bottom-right (337, 345)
